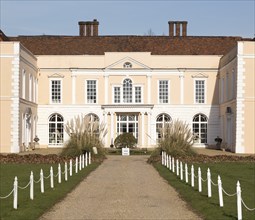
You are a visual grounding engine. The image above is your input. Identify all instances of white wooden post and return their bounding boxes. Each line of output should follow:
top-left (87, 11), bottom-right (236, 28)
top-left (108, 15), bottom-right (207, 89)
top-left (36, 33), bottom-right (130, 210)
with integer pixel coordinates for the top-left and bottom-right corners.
top-left (85, 152), bottom-right (88, 167)
top-left (40, 169), bottom-right (44, 193)
top-left (30, 171), bottom-right (34, 200)
top-left (180, 161), bottom-right (183, 180)
top-left (185, 163), bottom-right (188, 183)
top-left (50, 166), bottom-right (54, 188)
top-left (176, 159), bottom-right (179, 176)
top-left (164, 152), bottom-right (167, 166)
top-left (82, 154), bottom-right (85, 168)
top-left (166, 154), bottom-right (169, 168)
top-left (79, 155), bottom-right (82, 170)
top-left (172, 157), bottom-right (175, 173)
top-left (207, 168), bottom-right (212, 197)
top-left (237, 181), bottom-right (242, 220)
top-left (70, 159), bottom-right (72, 176)
top-left (191, 165), bottom-right (194, 187)
top-left (58, 163), bottom-right (61, 183)
top-left (218, 175), bottom-right (224, 207)
top-left (89, 152), bottom-right (91, 165)
top-left (13, 176), bottom-right (18, 209)
top-left (75, 157), bottom-right (78, 173)
top-left (161, 151), bottom-right (164, 165)
top-left (198, 167), bottom-right (202, 192)
top-left (168, 155), bottom-right (172, 170)
top-left (65, 162), bottom-right (68, 181)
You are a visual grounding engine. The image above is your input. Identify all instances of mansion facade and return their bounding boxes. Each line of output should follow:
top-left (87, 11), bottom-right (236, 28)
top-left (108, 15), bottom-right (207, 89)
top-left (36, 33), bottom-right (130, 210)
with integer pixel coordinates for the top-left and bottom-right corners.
top-left (0, 20), bottom-right (254, 154)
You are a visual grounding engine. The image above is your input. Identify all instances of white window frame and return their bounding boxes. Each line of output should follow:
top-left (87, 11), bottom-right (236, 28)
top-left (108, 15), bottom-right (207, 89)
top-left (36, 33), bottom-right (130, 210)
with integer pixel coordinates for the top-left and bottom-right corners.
top-left (226, 73), bottom-right (229, 101)
top-left (221, 77), bottom-right (224, 103)
top-left (194, 79), bottom-right (207, 104)
top-left (49, 79), bottom-right (62, 104)
top-left (231, 70), bottom-right (235, 100)
top-left (29, 74), bottom-right (32, 102)
top-left (158, 80), bottom-right (170, 104)
top-left (112, 81), bottom-right (144, 104)
top-left (134, 85), bottom-right (143, 103)
top-left (113, 86), bottom-right (121, 103)
top-left (85, 79), bottom-right (98, 104)
top-left (22, 70), bottom-right (26, 99)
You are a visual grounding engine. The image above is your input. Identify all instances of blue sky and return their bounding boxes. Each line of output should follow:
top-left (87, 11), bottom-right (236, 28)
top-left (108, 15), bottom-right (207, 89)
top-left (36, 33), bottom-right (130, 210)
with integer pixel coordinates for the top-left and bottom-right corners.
top-left (0, 0), bottom-right (254, 37)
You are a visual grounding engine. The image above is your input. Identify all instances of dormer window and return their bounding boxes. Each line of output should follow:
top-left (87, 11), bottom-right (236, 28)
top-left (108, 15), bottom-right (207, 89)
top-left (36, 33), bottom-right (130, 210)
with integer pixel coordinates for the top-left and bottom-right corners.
top-left (123, 62), bottom-right (132, 68)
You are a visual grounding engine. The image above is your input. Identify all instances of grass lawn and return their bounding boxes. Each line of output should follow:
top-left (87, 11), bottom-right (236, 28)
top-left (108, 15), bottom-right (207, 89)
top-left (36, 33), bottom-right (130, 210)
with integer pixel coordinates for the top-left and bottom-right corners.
top-left (0, 162), bottom-right (100, 220)
top-left (154, 162), bottom-right (255, 220)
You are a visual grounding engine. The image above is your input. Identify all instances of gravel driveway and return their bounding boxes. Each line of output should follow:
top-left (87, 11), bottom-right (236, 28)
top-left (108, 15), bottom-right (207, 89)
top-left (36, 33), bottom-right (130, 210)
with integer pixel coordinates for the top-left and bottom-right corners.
top-left (40, 155), bottom-right (201, 220)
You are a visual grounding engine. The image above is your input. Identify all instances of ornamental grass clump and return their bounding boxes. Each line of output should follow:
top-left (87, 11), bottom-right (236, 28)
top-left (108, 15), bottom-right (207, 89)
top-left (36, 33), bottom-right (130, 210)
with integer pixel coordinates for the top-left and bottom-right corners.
top-left (61, 114), bottom-right (107, 158)
top-left (159, 119), bottom-right (196, 157)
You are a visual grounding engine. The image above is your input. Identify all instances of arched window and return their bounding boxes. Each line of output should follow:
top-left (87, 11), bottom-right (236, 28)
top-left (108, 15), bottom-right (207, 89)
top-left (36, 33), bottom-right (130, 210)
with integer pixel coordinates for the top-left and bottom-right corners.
top-left (49, 113), bottom-right (64, 144)
top-left (156, 113), bottom-right (172, 141)
top-left (123, 79), bottom-right (132, 103)
top-left (86, 113), bottom-right (100, 135)
top-left (193, 114), bottom-right (207, 144)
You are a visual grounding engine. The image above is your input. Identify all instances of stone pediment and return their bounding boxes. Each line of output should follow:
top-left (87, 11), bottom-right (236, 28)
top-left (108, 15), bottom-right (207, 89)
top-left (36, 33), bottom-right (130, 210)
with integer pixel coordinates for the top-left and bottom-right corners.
top-left (191, 72), bottom-right (209, 78)
top-left (105, 57), bottom-right (151, 70)
top-left (48, 73), bottom-right (64, 78)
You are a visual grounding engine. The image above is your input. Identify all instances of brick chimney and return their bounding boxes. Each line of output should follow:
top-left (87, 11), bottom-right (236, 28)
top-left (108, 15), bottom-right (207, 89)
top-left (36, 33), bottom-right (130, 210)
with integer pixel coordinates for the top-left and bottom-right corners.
top-left (168, 21), bottom-right (188, 37)
top-left (78, 19), bottom-right (99, 36)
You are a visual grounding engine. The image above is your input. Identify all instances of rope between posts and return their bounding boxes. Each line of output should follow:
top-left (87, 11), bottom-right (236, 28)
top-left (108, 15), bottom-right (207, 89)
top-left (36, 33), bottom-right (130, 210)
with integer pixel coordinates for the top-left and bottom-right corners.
top-left (34, 178), bottom-right (41, 184)
top-left (241, 198), bottom-right (255, 211)
top-left (43, 174), bottom-right (51, 179)
top-left (18, 181), bottom-right (30, 189)
top-left (61, 171), bottom-right (66, 174)
top-left (187, 172), bottom-right (191, 176)
top-left (222, 187), bottom-right (237, 197)
top-left (201, 177), bottom-right (207, 182)
top-left (194, 174), bottom-right (198, 178)
top-left (211, 179), bottom-right (218, 186)
top-left (0, 188), bottom-right (14, 199)
top-left (54, 173), bottom-right (59, 178)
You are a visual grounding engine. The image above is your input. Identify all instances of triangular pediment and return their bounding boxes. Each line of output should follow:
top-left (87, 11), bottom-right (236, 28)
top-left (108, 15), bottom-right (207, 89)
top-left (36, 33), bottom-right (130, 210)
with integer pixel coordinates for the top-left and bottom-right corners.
top-left (191, 72), bottom-right (208, 78)
top-left (48, 73), bottom-right (64, 78)
top-left (105, 57), bottom-right (151, 70)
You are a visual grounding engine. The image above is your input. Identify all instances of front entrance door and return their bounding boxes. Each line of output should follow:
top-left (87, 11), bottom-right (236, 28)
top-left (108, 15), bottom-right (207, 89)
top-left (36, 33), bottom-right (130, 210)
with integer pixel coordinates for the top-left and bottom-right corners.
top-left (117, 114), bottom-right (138, 140)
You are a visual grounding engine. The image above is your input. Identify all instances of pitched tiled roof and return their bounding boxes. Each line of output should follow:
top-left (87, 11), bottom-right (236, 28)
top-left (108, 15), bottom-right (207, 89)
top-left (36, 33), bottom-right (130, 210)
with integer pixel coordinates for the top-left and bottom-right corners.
top-left (8, 35), bottom-right (248, 55)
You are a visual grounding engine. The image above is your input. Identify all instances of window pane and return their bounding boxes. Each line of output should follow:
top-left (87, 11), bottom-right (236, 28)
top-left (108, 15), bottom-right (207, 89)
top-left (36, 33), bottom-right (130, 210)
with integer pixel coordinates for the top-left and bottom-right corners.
top-left (123, 79), bottom-right (132, 103)
top-left (87, 80), bottom-right (97, 103)
top-left (195, 80), bottom-right (205, 104)
top-left (49, 113), bottom-right (64, 145)
top-left (159, 80), bottom-right (168, 103)
top-left (114, 87), bottom-right (120, 103)
top-left (51, 80), bottom-right (61, 103)
top-left (135, 87), bottom-right (141, 103)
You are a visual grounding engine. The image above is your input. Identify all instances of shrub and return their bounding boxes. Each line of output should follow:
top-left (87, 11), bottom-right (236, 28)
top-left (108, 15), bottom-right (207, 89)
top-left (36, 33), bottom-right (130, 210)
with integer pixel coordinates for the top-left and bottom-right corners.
top-left (61, 114), bottom-right (107, 159)
top-left (114, 133), bottom-right (137, 149)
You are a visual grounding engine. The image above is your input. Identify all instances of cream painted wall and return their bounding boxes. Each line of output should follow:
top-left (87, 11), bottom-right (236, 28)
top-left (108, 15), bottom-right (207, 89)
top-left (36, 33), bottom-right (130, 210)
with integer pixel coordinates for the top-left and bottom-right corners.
top-left (0, 100), bottom-right (12, 153)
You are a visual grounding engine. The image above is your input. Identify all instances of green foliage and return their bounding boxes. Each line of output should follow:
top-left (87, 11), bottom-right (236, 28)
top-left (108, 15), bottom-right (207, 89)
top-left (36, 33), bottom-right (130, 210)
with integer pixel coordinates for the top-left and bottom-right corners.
top-left (153, 162), bottom-right (255, 220)
top-left (114, 133), bottom-right (137, 149)
top-left (158, 119), bottom-right (196, 157)
top-left (61, 114), bottom-right (107, 158)
top-left (0, 163), bottom-right (100, 220)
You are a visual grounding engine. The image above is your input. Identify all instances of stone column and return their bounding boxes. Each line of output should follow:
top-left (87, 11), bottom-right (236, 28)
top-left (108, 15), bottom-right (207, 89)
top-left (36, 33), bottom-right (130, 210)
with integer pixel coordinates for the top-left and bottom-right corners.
top-left (141, 112), bottom-right (145, 147)
top-left (179, 75), bottom-right (184, 104)
top-left (104, 74), bottom-right (109, 104)
top-left (71, 75), bottom-right (76, 104)
top-left (110, 112), bottom-right (114, 145)
top-left (147, 111), bottom-right (151, 146)
top-left (147, 74), bottom-right (152, 104)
